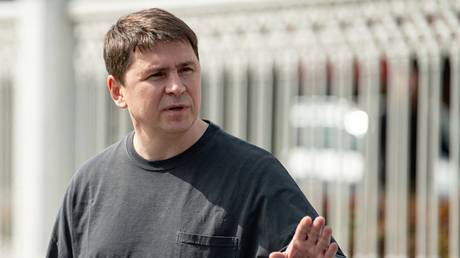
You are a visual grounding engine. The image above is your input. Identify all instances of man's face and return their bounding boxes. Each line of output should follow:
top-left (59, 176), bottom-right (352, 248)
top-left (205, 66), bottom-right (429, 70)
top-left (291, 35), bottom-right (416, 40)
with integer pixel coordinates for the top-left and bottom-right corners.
top-left (118, 40), bottom-right (201, 136)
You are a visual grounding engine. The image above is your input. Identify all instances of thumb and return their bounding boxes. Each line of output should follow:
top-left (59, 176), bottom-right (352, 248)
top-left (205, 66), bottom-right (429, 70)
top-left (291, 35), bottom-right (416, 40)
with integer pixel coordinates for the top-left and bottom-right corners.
top-left (269, 252), bottom-right (287, 258)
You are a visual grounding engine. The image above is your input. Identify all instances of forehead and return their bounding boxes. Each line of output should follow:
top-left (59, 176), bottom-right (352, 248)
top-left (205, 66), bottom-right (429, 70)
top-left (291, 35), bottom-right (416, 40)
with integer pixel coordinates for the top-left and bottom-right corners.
top-left (129, 40), bottom-right (198, 69)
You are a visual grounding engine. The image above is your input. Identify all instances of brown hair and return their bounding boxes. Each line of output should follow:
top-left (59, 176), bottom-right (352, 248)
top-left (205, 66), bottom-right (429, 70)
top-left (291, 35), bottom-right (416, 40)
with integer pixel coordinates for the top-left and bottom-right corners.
top-left (103, 8), bottom-right (199, 84)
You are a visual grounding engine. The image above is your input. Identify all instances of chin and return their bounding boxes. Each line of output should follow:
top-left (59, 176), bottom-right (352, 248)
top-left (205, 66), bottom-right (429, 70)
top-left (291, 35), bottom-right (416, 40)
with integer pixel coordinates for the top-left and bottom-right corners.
top-left (161, 119), bottom-right (196, 134)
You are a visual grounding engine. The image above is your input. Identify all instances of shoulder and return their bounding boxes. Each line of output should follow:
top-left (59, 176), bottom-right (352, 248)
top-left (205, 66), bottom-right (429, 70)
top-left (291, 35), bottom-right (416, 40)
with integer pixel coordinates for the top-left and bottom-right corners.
top-left (209, 123), bottom-right (291, 181)
top-left (210, 124), bottom-right (272, 162)
top-left (70, 135), bottom-right (128, 189)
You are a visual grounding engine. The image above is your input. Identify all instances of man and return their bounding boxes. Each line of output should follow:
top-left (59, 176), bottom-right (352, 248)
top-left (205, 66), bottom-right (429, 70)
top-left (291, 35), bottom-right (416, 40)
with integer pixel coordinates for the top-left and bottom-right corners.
top-left (47, 8), bottom-right (346, 258)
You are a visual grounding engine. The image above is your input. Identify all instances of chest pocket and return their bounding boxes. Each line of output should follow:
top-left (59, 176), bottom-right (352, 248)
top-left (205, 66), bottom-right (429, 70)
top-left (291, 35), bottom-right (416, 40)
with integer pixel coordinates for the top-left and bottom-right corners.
top-left (176, 232), bottom-right (239, 258)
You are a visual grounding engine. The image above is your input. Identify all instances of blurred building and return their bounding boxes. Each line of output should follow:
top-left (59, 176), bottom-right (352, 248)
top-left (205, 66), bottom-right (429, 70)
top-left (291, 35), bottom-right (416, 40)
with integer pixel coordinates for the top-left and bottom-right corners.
top-left (0, 0), bottom-right (459, 257)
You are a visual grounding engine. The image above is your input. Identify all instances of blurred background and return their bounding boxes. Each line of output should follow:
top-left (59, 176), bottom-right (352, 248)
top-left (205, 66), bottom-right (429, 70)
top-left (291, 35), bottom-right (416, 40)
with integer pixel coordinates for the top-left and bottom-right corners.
top-left (0, 0), bottom-right (459, 257)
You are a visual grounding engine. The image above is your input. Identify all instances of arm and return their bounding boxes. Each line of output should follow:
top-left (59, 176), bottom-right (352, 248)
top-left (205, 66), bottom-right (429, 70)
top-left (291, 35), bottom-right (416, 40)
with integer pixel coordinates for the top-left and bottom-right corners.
top-left (46, 182), bottom-right (75, 258)
top-left (247, 155), bottom-right (346, 258)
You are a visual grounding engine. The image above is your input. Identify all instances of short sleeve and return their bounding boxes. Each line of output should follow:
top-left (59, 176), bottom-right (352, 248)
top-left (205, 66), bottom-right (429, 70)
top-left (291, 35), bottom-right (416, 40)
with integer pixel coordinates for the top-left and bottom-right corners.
top-left (251, 156), bottom-right (346, 258)
top-left (46, 182), bottom-right (75, 258)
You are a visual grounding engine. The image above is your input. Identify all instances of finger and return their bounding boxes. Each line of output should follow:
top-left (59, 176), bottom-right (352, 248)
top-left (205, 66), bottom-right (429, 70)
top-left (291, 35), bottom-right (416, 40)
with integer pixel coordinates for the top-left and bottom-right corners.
top-left (306, 216), bottom-right (325, 245)
top-left (316, 226), bottom-right (332, 252)
top-left (293, 216), bottom-right (313, 241)
top-left (324, 242), bottom-right (338, 258)
top-left (269, 252), bottom-right (287, 258)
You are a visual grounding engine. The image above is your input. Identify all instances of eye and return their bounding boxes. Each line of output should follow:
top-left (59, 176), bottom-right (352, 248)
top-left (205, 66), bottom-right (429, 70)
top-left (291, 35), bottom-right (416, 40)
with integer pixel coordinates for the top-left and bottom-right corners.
top-left (180, 66), bottom-right (194, 74)
top-left (148, 72), bottom-right (166, 80)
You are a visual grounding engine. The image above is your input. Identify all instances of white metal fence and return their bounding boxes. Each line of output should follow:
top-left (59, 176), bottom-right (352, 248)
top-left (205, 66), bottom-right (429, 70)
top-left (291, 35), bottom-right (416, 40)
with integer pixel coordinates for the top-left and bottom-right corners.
top-left (195, 3), bottom-right (460, 257)
top-left (1, 0), bottom-right (459, 257)
top-left (0, 8), bottom-right (15, 256)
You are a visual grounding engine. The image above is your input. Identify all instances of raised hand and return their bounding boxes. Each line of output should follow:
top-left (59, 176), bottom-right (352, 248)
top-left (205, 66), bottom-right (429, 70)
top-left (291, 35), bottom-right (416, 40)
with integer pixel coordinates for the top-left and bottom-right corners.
top-left (269, 216), bottom-right (338, 258)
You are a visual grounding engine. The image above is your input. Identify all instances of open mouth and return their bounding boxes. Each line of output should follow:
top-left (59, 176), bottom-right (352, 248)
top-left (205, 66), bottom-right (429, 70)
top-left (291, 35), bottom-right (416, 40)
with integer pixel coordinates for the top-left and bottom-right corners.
top-left (165, 105), bottom-right (187, 111)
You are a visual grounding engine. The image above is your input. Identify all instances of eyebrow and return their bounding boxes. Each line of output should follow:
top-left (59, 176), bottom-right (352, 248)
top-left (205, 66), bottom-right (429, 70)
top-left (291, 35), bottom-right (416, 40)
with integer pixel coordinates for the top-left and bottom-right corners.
top-left (140, 61), bottom-right (198, 78)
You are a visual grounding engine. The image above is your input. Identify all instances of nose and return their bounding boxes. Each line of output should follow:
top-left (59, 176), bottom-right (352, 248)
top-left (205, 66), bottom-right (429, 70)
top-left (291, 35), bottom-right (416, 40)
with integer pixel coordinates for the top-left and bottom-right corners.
top-left (165, 71), bottom-right (186, 95)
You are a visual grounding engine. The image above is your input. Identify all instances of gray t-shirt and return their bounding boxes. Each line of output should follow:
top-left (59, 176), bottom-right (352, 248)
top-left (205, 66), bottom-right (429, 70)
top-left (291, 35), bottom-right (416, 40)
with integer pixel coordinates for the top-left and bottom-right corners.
top-left (47, 121), bottom-right (346, 258)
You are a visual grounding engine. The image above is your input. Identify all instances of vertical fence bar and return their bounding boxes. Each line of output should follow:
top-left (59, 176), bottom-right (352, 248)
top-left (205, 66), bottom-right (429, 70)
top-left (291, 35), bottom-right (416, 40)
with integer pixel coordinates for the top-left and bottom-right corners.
top-left (370, 17), bottom-right (393, 258)
top-left (74, 73), bottom-right (93, 166)
top-left (205, 55), bottom-right (225, 127)
top-left (311, 51), bottom-right (328, 217)
top-left (400, 44), bottom-right (410, 258)
top-left (382, 16), bottom-right (410, 258)
top-left (325, 49), bottom-right (339, 250)
top-left (227, 52), bottom-right (248, 140)
top-left (297, 50), bottom-right (314, 209)
top-left (415, 48), bottom-right (430, 258)
top-left (354, 48), bottom-right (380, 258)
top-left (0, 72), bottom-right (4, 251)
top-left (448, 44), bottom-right (460, 258)
top-left (339, 49), bottom-right (353, 257)
top-left (0, 45), bottom-right (14, 254)
top-left (3, 77), bottom-right (13, 255)
top-left (385, 52), bottom-right (398, 258)
top-left (309, 50), bottom-right (327, 217)
top-left (74, 34), bottom-right (88, 166)
top-left (387, 13), bottom-right (411, 257)
top-left (273, 50), bottom-right (297, 156)
top-left (428, 43), bottom-right (441, 258)
top-left (408, 20), bottom-right (442, 254)
top-left (74, 35), bottom-right (102, 166)
top-left (96, 75), bottom-right (108, 149)
top-left (198, 47), bottom-right (211, 121)
top-left (385, 48), bottom-right (410, 258)
top-left (327, 49), bottom-right (353, 256)
top-left (297, 49), bottom-right (323, 216)
top-left (248, 52), bottom-right (273, 150)
top-left (0, 11), bottom-right (15, 256)
top-left (399, 51), bottom-right (410, 258)
top-left (0, 38), bottom-right (5, 251)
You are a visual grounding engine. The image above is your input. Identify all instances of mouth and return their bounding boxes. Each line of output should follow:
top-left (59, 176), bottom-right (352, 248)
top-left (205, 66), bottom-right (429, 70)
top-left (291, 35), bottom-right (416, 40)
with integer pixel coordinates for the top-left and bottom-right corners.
top-left (163, 104), bottom-right (189, 112)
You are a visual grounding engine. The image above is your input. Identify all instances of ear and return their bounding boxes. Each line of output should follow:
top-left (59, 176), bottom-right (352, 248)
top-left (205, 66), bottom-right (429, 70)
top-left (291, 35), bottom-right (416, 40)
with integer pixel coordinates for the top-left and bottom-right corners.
top-left (107, 75), bottom-right (127, 109)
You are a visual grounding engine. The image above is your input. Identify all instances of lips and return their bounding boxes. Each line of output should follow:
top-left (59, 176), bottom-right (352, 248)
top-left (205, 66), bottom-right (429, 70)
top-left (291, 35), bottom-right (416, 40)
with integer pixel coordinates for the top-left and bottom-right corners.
top-left (163, 104), bottom-right (189, 111)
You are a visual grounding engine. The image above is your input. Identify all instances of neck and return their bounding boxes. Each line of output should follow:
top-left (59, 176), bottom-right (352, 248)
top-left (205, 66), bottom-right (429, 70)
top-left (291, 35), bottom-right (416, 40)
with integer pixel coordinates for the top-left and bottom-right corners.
top-left (133, 119), bottom-right (208, 161)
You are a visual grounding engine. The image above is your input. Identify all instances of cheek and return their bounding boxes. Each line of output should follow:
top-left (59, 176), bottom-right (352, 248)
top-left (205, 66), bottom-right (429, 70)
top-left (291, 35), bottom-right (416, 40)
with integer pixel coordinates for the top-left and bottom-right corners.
top-left (189, 87), bottom-right (201, 107)
top-left (136, 89), bottom-right (162, 109)
top-left (190, 78), bottom-right (201, 101)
